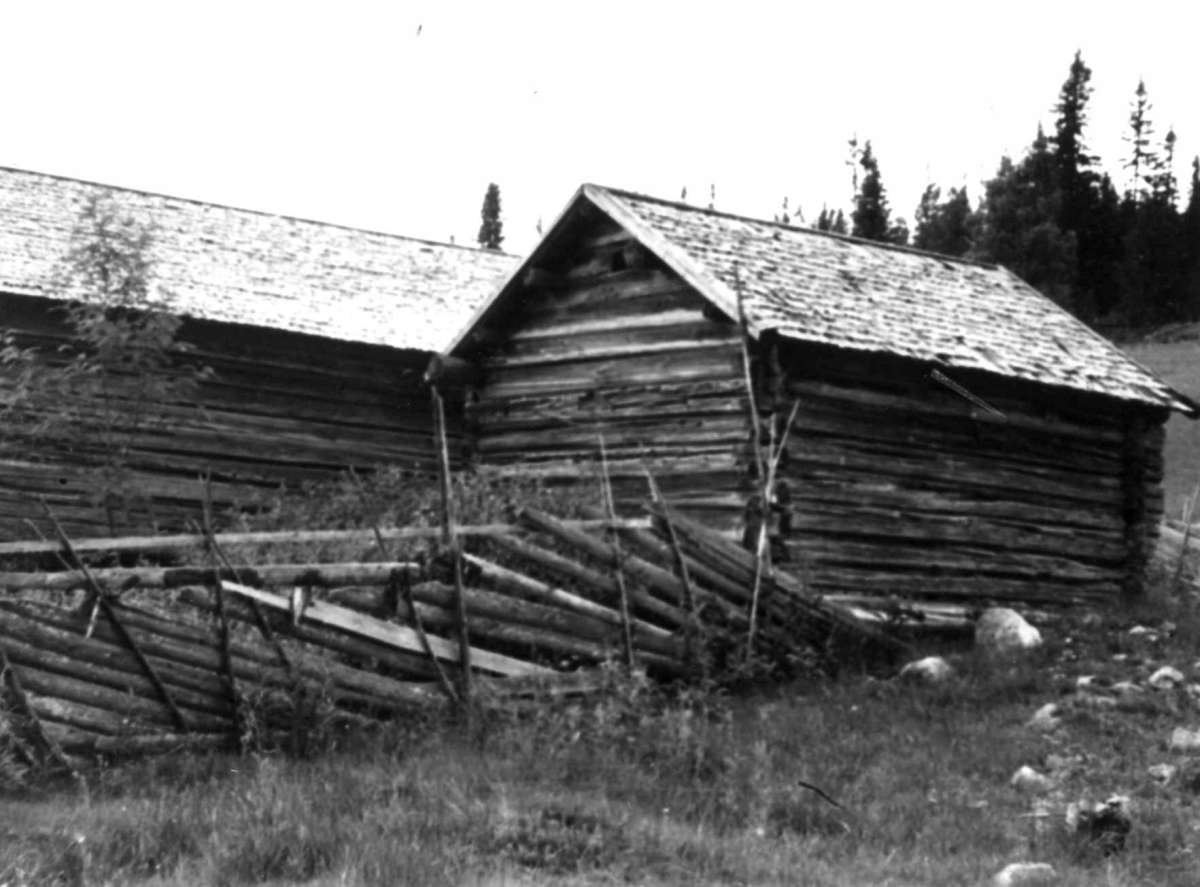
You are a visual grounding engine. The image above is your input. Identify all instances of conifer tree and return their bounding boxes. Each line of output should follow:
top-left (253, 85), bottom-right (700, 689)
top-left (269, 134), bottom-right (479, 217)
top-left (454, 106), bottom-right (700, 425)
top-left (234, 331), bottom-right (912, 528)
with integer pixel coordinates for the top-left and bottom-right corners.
top-left (974, 129), bottom-right (1078, 309)
top-left (1124, 80), bottom-right (1157, 203)
top-left (477, 183), bottom-right (504, 250)
top-left (816, 207), bottom-right (848, 235)
top-left (1051, 50), bottom-right (1114, 320)
top-left (914, 185), bottom-right (973, 256)
top-left (1054, 51), bottom-right (1098, 219)
top-left (1182, 157), bottom-right (1200, 318)
top-left (851, 141), bottom-right (895, 242)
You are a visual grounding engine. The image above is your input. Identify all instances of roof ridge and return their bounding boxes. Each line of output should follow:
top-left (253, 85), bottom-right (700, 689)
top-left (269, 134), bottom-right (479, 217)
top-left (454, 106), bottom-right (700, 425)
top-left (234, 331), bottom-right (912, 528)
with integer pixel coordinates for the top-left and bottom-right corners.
top-left (0, 165), bottom-right (519, 259)
top-left (586, 183), bottom-right (999, 270)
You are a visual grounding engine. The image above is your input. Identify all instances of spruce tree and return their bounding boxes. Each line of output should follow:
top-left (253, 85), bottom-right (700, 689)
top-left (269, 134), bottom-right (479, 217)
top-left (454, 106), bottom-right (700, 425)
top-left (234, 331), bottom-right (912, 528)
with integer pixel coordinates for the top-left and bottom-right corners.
top-left (817, 207), bottom-right (849, 235)
top-left (477, 183), bottom-right (504, 250)
top-left (1053, 51), bottom-right (1098, 217)
top-left (1086, 174), bottom-right (1126, 318)
top-left (1124, 80), bottom-right (1157, 203)
top-left (914, 185), bottom-right (941, 248)
top-left (1120, 128), bottom-right (1187, 326)
top-left (974, 130), bottom-right (1078, 309)
top-left (1051, 50), bottom-right (1112, 320)
top-left (851, 141), bottom-right (895, 242)
top-left (914, 186), bottom-right (973, 256)
top-left (1182, 158), bottom-right (1200, 318)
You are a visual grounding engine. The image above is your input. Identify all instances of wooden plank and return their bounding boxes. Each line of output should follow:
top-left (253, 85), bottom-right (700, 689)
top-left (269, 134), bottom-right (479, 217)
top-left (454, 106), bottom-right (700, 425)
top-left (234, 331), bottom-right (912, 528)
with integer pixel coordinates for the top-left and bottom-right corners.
top-left (0, 518), bottom-right (652, 556)
top-left (221, 581), bottom-right (552, 678)
top-left (0, 562), bottom-right (421, 591)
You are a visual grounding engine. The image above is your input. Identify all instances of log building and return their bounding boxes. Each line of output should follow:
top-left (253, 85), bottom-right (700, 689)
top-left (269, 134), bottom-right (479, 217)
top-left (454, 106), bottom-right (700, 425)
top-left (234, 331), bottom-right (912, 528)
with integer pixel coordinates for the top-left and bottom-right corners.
top-left (0, 167), bottom-right (517, 538)
top-left (446, 185), bottom-right (1197, 605)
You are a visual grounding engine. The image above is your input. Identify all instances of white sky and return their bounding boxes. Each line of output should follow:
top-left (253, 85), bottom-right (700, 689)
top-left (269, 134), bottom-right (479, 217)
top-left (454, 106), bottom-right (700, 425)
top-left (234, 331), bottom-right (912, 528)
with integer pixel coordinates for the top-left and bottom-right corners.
top-left (4, 1), bottom-right (1197, 255)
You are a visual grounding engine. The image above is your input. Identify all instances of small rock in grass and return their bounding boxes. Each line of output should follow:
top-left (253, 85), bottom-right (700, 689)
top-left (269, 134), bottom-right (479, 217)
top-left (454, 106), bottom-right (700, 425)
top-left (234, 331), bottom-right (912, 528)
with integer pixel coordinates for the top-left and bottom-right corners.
top-left (1045, 753), bottom-right (1081, 774)
top-left (992, 861), bottom-right (1057, 886)
top-left (1148, 763), bottom-right (1177, 785)
top-left (1010, 765), bottom-right (1054, 795)
top-left (1149, 666), bottom-right (1185, 690)
top-left (1028, 703), bottom-right (1062, 732)
top-left (976, 608), bottom-right (1042, 657)
top-left (1073, 691), bottom-right (1117, 710)
top-left (1169, 727), bottom-right (1200, 751)
top-left (1112, 680), bottom-right (1143, 698)
top-left (898, 656), bottom-right (953, 684)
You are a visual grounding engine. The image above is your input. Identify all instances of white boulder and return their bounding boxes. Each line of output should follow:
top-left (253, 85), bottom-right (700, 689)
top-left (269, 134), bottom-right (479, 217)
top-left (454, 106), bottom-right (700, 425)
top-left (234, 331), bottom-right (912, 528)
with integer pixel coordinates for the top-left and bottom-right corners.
top-left (992, 862), bottom-right (1057, 886)
top-left (1169, 727), bottom-right (1200, 752)
top-left (1010, 765), bottom-right (1054, 795)
top-left (1148, 763), bottom-right (1177, 785)
top-left (1027, 703), bottom-right (1063, 732)
top-left (1148, 666), bottom-right (1185, 690)
top-left (976, 608), bottom-right (1042, 657)
top-left (898, 656), bottom-right (954, 684)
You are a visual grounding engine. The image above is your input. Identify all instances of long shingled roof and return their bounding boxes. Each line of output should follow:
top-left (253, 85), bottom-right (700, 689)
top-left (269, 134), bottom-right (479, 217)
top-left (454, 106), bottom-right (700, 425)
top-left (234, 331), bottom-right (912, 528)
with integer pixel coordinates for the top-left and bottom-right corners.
top-left (0, 167), bottom-right (518, 352)
top-left (566, 185), bottom-right (1190, 414)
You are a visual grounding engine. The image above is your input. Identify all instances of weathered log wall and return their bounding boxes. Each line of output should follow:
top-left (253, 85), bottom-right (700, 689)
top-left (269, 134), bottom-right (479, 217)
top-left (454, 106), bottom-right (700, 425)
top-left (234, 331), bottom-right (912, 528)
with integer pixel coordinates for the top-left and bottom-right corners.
top-left (465, 224), bottom-right (752, 532)
top-left (0, 294), bottom-right (456, 538)
top-left (762, 340), bottom-right (1167, 605)
top-left (460, 216), bottom-right (1172, 608)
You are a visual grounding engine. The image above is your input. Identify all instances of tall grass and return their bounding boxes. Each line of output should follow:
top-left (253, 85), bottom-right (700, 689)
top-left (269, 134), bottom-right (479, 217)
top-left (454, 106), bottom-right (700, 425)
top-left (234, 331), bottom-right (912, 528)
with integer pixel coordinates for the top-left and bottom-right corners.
top-left (5, 612), bottom-right (1200, 887)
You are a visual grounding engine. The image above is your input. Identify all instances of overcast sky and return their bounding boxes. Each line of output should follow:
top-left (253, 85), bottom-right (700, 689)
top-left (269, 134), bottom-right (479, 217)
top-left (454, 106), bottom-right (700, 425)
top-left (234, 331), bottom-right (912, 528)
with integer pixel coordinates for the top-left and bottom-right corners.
top-left (4, 1), bottom-right (1196, 255)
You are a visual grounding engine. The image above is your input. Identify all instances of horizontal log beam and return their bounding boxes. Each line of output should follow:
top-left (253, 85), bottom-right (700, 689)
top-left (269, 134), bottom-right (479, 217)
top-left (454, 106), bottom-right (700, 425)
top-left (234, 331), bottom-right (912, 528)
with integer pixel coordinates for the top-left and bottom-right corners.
top-left (0, 518), bottom-right (653, 557)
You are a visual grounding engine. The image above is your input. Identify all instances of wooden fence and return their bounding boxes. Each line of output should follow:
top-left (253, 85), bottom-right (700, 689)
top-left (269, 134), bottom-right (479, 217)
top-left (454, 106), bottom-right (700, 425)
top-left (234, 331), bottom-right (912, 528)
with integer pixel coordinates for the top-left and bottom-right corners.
top-left (0, 506), bottom-right (907, 771)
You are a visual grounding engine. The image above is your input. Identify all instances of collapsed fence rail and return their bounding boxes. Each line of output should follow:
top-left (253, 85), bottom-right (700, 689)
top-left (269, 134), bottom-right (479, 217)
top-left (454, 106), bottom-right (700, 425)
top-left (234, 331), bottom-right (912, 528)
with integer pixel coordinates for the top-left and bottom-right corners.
top-left (0, 519), bottom-right (655, 558)
top-left (0, 505), bottom-right (909, 767)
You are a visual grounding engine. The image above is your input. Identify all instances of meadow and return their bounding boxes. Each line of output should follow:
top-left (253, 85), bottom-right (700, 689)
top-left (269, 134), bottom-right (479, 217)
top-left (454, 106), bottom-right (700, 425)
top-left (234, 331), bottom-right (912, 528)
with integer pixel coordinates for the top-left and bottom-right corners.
top-left (1125, 332), bottom-right (1200, 520)
top-left (3, 565), bottom-right (1199, 887)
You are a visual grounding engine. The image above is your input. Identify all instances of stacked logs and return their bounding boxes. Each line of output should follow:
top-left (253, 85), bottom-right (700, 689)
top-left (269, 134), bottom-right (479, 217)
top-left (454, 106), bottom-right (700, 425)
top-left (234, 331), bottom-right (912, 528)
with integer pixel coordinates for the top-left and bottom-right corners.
top-left (0, 510), bottom-right (902, 765)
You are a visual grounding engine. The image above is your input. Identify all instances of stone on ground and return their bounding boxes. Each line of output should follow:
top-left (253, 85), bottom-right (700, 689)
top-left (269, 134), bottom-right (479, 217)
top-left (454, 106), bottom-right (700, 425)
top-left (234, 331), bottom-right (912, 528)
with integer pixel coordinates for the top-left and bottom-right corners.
top-left (1027, 703), bottom-right (1062, 732)
top-left (1148, 763), bottom-right (1177, 785)
top-left (1010, 765), bottom-right (1054, 795)
top-left (992, 861), bottom-right (1057, 886)
top-left (898, 656), bottom-right (953, 683)
top-left (1168, 726), bottom-right (1200, 751)
top-left (1148, 666), bottom-right (1185, 689)
top-left (976, 608), bottom-right (1042, 657)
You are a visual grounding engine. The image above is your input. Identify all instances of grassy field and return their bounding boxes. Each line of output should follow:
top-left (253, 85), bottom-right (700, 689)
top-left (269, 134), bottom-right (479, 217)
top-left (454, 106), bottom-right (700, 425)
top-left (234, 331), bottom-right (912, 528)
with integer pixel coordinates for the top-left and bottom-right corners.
top-left (3, 569), bottom-right (1200, 887)
top-left (1125, 336), bottom-right (1200, 520)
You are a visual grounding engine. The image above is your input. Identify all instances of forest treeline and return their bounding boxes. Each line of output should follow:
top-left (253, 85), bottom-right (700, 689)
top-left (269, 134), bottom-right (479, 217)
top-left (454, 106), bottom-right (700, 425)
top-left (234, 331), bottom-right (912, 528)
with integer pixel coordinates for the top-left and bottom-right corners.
top-left (806, 52), bottom-right (1200, 333)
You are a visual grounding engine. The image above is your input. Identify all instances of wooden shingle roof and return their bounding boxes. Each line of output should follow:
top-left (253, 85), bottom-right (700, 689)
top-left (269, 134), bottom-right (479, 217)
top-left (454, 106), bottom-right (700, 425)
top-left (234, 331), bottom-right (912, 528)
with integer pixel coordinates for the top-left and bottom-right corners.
top-left (452, 183), bottom-right (1193, 414)
top-left (0, 167), bottom-right (518, 352)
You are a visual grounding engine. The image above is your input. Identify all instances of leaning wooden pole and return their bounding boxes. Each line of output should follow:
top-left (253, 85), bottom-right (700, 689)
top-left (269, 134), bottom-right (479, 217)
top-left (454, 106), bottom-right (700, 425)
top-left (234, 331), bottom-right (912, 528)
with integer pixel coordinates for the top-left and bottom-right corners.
top-left (642, 465), bottom-right (702, 677)
top-left (746, 399), bottom-right (800, 659)
top-left (43, 503), bottom-right (191, 734)
top-left (733, 263), bottom-right (770, 661)
top-left (431, 383), bottom-right (472, 713)
top-left (598, 435), bottom-right (636, 670)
